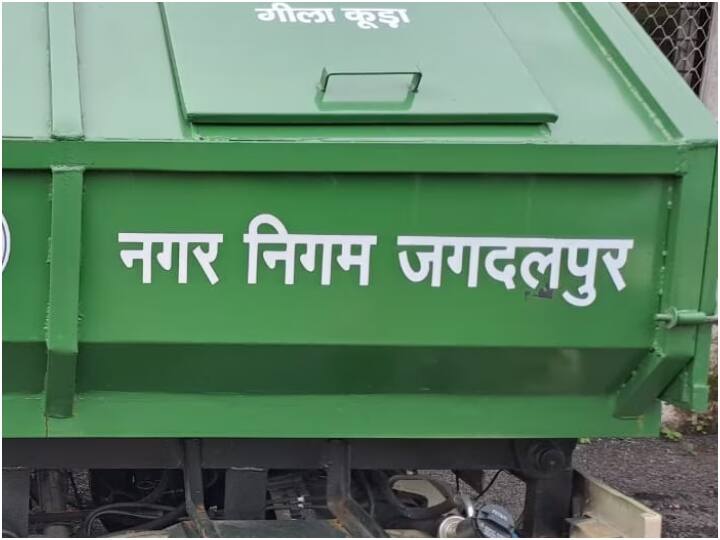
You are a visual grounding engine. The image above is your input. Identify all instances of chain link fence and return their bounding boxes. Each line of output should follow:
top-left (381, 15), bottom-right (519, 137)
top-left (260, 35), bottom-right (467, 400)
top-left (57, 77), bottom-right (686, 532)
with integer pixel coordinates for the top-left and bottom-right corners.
top-left (626, 2), bottom-right (715, 94)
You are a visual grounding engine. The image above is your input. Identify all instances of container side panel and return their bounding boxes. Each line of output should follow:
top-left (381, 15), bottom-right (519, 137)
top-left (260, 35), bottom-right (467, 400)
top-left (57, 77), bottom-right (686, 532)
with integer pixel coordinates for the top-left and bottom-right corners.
top-left (2, 343), bottom-right (47, 395)
top-left (2, 172), bottom-right (52, 343)
top-left (76, 344), bottom-right (642, 396)
top-left (79, 172), bottom-right (669, 348)
top-left (71, 171), bottom-right (671, 416)
top-left (1, 3), bottom-right (51, 138)
top-left (3, 395), bottom-right (46, 438)
top-left (44, 392), bottom-right (661, 439)
top-left (2, 172), bottom-right (51, 399)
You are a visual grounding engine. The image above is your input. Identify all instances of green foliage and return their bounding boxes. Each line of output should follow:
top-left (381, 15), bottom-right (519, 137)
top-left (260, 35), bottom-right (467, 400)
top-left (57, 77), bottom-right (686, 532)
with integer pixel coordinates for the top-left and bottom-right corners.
top-left (661, 426), bottom-right (683, 441)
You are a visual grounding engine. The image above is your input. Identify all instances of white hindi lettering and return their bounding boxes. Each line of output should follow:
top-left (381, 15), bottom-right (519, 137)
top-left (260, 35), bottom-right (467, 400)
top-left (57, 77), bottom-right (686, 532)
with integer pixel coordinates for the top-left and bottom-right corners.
top-left (254, 3), bottom-right (409, 28)
top-left (397, 236), bottom-right (634, 307)
top-left (118, 233), bottom-right (223, 285)
top-left (243, 214), bottom-right (377, 286)
top-left (254, 2), bottom-right (335, 23)
top-left (341, 7), bottom-right (409, 29)
top-left (116, 219), bottom-right (634, 308)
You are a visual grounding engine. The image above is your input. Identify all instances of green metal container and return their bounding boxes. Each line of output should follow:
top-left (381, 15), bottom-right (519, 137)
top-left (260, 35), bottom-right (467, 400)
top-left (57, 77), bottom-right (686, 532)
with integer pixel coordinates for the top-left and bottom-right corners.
top-left (2, 2), bottom-right (717, 440)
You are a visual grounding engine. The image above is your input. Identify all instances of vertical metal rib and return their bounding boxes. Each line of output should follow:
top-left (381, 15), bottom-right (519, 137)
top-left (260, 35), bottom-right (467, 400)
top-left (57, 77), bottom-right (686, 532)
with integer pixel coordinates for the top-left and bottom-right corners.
top-left (44, 167), bottom-right (84, 418)
top-left (48, 2), bottom-right (83, 140)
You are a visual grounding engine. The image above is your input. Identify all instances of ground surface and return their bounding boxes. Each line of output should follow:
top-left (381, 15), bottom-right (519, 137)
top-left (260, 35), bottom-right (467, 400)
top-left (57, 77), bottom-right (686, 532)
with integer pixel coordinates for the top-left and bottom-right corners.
top-left (575, 436), bottom-right (718, 538)
top-left (462, 435), bottom-right (717, 538)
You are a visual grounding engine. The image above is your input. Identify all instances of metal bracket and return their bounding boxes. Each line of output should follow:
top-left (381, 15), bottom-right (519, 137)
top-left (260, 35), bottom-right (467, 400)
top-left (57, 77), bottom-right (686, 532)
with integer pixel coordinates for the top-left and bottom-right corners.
top-left (182, 439), bottom-right (219, 538)
top-left (614, 350), bottom-right (689, 418)
top-left (521, 470), bottom-right (573, 537)
top-left (224, 468), bottom-right (268, 520)
top-left (325, 440), bottom-right (387, 538)
top-left (655, 307), bottom-right (718, 328)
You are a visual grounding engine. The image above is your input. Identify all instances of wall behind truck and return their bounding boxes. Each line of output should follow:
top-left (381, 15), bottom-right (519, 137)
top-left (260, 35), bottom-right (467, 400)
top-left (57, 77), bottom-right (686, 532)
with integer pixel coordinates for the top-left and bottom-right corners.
top-left (627, 2), bottom-right (718, 430)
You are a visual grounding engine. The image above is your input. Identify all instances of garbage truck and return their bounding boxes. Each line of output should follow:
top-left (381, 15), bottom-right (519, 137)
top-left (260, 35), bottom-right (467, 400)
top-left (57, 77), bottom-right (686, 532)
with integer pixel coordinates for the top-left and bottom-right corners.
top-left (2, 2), bottom-right (716, 537)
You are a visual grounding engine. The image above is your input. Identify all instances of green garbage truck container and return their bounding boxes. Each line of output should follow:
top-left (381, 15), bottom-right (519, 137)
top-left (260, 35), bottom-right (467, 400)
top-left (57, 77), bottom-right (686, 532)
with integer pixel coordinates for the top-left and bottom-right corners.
top-left (2, 2), bottom-right (716, 538)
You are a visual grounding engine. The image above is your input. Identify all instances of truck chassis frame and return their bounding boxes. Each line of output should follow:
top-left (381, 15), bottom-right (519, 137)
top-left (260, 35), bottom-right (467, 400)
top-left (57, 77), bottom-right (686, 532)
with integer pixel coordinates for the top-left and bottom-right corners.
top-left (3, 437), bottom-right (577, 538)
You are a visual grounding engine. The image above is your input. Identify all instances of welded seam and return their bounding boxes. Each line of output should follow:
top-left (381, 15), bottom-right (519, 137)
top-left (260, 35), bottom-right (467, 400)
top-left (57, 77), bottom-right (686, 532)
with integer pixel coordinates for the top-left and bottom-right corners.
top-left (566, 3), bottom-right (680, 142)
top-left (47, 3), bottom-right (83, 140)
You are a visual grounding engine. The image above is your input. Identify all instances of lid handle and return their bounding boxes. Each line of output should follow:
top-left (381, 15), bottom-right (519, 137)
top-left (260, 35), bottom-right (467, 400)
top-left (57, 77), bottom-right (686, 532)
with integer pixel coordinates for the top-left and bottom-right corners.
top-left (318, 67), bottom-right (422, 93)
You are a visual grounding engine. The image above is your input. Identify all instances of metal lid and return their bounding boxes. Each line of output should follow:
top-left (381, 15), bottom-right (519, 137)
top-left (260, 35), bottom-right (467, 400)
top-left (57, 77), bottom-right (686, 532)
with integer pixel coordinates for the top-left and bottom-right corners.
top-left (161, 3), bottom-right (558, 125)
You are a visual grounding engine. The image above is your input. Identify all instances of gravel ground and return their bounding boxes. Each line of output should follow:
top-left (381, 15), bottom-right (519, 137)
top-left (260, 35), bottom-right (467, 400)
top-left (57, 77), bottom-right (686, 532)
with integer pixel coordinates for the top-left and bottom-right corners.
top-left (443, 435), bottom-right (717, 538)
top-left (575, 436), bottom-right (718, 538)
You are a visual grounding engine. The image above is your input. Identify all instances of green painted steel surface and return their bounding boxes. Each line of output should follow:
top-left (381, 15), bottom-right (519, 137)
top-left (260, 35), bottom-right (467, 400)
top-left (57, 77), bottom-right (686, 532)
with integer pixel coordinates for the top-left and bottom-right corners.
top-left (161, 3), bottom-right (558, 124)
top-left (2, 2), bottom-right (716, 439)
top-left (44, 168), bottom-right (84, 418)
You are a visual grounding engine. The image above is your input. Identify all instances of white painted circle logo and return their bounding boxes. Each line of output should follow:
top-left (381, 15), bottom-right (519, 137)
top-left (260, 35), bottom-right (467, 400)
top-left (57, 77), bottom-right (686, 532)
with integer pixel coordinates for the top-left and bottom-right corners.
top-left (1, 215), bottom-right (10, 272)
